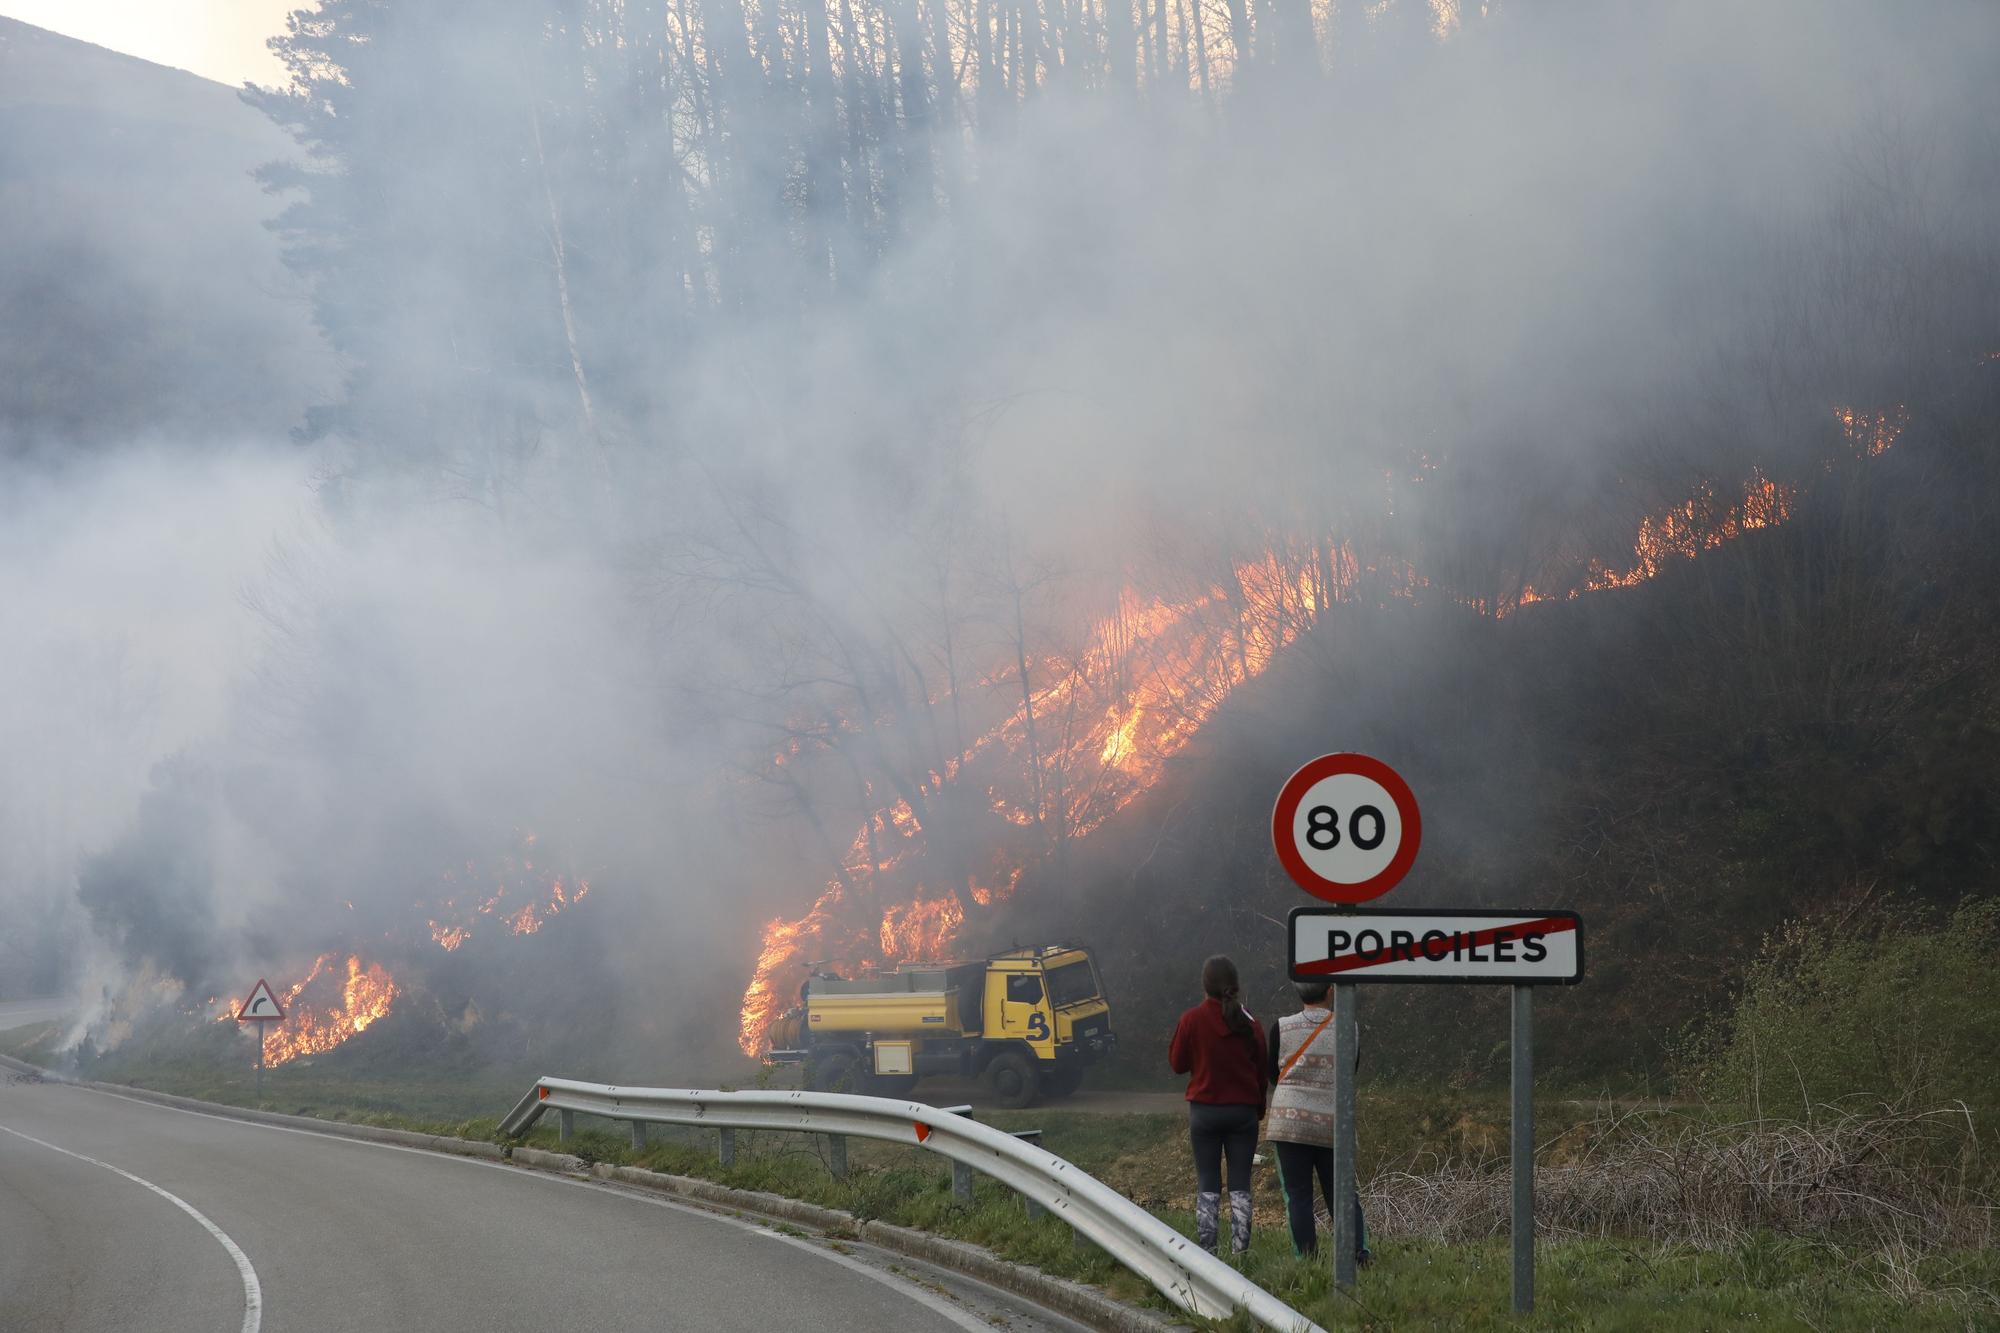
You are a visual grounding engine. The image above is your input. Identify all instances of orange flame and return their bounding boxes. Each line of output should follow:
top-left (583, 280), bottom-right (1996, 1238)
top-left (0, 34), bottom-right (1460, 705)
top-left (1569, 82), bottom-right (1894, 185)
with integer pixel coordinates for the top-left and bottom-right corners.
top-left (1519, 469), bottom-right (1801, 605)
top-left (739, 416), bottom-right (1898, 1056)
top-left (739, 882), bottom-right (852, 1058)
top-left (736, 553), bottom-right (1323, 1055)
top-left (426, 832), bottom-right (589, 951)
top-left (879, 894), bottom-right (966, 959)
top-left (1835, 405), bottom-right (1905, 458)
top-left (261, 953), bottom-right (398, 1067)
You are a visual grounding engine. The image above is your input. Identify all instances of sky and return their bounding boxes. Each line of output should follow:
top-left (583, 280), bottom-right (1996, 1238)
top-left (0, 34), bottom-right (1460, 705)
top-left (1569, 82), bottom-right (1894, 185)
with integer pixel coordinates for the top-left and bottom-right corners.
top-left (1, 0), bottom-right (292, 85)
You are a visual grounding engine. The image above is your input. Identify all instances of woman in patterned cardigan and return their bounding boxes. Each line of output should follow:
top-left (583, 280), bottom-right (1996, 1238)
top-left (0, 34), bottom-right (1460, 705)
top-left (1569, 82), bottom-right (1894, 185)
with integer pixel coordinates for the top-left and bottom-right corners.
top-left (1264, 980), bottom-right (1368, 1263)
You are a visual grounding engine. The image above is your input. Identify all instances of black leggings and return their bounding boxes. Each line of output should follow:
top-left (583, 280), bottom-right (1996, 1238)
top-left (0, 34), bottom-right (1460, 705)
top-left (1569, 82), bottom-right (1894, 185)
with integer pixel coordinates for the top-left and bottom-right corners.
top-left (1274, 1140), bottom-right (1367, 1259)
top-left (1188, 1102), bottom-right (1259, 1193)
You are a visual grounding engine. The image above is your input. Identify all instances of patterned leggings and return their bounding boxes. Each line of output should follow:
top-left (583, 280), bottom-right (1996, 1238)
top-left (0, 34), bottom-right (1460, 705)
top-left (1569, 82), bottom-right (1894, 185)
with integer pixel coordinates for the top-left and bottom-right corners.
top-left (1188, 1102), bottom-right (1259, 1254)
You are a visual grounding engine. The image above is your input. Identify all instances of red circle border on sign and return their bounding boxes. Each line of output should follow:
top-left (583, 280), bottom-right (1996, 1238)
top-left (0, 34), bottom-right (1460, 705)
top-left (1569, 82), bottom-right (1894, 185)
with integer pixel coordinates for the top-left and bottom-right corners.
top-left (1271, 753), bottom-right (1422, 904)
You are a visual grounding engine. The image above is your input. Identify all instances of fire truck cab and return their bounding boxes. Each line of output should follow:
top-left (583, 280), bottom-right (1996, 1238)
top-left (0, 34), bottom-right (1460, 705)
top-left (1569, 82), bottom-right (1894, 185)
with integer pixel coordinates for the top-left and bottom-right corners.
top-left (765, 945), bottom-right (1114, 1108)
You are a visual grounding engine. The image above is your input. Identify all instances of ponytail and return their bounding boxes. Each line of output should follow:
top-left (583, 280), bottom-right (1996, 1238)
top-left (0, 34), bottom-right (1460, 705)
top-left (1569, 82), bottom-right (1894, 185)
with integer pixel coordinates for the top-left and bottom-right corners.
top-left (1200, 954), bottom-right (1256, 1044)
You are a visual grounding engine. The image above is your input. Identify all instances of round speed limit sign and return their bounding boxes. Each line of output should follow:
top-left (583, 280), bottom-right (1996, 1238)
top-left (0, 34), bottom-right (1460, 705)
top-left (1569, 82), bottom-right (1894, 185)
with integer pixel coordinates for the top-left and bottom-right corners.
top-left (1272, 753), bottom-right (1422, 903)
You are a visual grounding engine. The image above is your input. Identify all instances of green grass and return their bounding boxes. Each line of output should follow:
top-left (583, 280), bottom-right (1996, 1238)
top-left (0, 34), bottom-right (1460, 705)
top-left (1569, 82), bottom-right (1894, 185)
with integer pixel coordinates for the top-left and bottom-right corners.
top-left (499, 1105), bottom-right (2000, 1329)
top-left (1215, 1236), bottom-right (2000, 1331)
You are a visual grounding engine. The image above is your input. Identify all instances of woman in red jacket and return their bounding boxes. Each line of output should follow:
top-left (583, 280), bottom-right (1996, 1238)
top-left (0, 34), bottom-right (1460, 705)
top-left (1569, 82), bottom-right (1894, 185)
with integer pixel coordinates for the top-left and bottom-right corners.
top-left (1167, 955), bottom-right (1268, 1255)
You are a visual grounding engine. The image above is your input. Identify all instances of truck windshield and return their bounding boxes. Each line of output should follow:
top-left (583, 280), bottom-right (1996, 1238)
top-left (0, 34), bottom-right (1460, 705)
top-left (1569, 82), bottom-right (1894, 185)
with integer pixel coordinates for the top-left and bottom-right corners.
top-left (1045, 961), bottom-right (1098, 1008)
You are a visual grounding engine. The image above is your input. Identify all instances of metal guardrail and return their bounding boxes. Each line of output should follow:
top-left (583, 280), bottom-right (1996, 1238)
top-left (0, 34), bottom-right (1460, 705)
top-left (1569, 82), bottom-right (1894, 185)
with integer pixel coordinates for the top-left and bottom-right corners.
top-left (500, 1078), bottom-right (1324, 1332)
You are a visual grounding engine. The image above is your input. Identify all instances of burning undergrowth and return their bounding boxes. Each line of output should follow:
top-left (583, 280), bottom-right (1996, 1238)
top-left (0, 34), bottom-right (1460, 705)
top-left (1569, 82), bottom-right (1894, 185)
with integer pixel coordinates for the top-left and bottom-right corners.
top-left (47, 397), bottom-right (1917, 1081)
top-left (61, 820), bottom-right (610, 1072)
top-left (736, 409), bottom-right (1911, 1057)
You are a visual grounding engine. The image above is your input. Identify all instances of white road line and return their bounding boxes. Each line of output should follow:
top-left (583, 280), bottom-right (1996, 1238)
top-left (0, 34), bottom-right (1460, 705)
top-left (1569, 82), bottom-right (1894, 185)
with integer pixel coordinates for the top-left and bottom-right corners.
top-left (37, 1080), bottom-right (1055, 1332)
top-left (0, 1122), bottom-right (263, 1333)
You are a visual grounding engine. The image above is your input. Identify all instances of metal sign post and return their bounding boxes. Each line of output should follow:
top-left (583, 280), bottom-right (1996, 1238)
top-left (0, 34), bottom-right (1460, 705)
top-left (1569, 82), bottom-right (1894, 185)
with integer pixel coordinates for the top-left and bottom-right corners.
top-left (1272, 755), bottom-right (1582, 1315)
top-left (1331, 981), bottom-right (1359, 1288)
top-left (235, 978), bottom-right (285, 1103)
top-left (1511, 985), bottom-right (1533, 1313)
top-left (1270, 755), bottom-right (1420, 1293)
top-left (1287, 908), bottom-right (1579, 1315)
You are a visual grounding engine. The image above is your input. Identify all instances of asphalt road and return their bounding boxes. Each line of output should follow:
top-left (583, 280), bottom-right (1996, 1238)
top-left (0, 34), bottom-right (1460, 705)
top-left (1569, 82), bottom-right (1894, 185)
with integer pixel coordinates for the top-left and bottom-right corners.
top-left (0, 999), bottom-right (71, 1032)
top-left (0, 1074), bottom-right (1094, 1332)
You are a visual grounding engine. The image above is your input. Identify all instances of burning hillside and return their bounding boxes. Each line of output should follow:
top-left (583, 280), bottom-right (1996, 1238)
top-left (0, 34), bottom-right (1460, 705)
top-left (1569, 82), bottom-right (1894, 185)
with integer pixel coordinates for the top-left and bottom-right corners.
top-left (256, 953), bottom-right (399, 1066)
top-left (426, 832), bottom-right (590, 952)
top-left (737, 420), bottom-right (1907, 1055)
top-left (165, 833), bottom-right (601, 1069)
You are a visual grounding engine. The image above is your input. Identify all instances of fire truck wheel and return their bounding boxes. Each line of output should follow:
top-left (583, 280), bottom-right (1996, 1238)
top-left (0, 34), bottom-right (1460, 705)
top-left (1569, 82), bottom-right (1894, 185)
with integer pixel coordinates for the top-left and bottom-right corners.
top-left (808, 1050), bottom-right (862, 1093)
top-left (983, 1051), bottom-right (1040, 1109)
top-left (1043, 1065), bottom-right (1084, 1098)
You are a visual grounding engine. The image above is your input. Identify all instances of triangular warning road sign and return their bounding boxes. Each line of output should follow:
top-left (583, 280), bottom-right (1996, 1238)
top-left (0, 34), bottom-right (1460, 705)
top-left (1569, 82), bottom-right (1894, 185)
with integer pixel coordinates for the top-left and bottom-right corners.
top-left (237, 979), bottom-right (285, 1022)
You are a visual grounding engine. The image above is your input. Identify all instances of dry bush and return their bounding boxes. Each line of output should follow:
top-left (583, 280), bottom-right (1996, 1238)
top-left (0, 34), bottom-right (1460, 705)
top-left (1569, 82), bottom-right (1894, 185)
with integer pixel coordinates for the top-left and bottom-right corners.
top-left (1359, 1101), bottom-right (1994, 1256)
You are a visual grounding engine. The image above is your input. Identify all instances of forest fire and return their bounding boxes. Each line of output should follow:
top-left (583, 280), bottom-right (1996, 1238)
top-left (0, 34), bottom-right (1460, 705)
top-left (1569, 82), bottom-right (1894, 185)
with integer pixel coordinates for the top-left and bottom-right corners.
top-left (1574, 470), bottom-right (1795, 594)
top-left (188, 834), bottom-right (596, 1068)
top-left (259, 953), bottom-right (398, 1066)
top-left (880, 894), bottom-right (967, 958)
top-left (737, 554), bottom-right (1325, 1054)
top-left (737, 421), bottom-right (1901, 1057)
top-left (425, 833), bottom-right (589, 952)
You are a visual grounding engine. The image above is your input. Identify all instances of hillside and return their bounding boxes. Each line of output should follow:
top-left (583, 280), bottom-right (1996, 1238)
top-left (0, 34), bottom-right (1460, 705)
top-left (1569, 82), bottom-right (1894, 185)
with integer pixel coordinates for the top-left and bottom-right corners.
top-left (1013, 415), bottom-right (2000, 1084)
top-left (0, 18), bottom-right (328, 453)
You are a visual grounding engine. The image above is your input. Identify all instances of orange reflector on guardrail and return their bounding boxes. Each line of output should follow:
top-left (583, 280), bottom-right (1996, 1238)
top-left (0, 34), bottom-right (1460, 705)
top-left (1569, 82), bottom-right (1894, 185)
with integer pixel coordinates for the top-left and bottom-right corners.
top-left (913, 1121), bottom-right (931, 1143)
top-left (537, 1086), bottom-right (550, 1100)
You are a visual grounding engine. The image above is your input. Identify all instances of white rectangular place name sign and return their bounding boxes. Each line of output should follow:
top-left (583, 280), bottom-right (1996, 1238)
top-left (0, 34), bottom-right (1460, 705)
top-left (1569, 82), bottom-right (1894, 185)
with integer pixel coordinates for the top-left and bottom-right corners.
top-left (1288, 907), bottom-right (1584, 984)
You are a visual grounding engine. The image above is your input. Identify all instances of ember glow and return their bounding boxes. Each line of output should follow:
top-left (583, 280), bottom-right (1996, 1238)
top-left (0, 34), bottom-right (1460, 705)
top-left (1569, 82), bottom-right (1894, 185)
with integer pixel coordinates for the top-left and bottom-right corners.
top-left (1575, 470), bottom-right (1796, 595)
top-left (424, 833), bottom-right (590, 952)
top-left (260, 953), bottom-right (399, 1066)
top-left (1836, 405), bottom-right (1906, 459)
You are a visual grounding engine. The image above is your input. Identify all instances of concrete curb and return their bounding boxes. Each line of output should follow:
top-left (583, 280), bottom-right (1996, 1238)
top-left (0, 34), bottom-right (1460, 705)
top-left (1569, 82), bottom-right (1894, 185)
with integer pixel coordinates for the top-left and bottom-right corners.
top-left (860, 1219), bottom-right (1177, 1333)
top-left (0, 1051), bottom-right (1183, 1332)
top-left (571, 1161), bottom-right (1181, 1331)
top-left (598, 1162), bottom-right (857, 1233)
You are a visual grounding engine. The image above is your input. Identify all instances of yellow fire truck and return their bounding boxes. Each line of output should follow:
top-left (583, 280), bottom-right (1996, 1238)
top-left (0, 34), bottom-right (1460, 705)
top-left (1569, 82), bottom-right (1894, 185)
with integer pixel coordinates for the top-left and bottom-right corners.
top-left (765, 945), bottom-right (1115, 1108)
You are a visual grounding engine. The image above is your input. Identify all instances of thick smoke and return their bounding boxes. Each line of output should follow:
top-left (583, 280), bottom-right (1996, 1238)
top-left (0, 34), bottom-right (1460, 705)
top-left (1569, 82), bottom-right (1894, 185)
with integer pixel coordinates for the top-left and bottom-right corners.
top-left (3, 0), bottom-right (1995, 1070)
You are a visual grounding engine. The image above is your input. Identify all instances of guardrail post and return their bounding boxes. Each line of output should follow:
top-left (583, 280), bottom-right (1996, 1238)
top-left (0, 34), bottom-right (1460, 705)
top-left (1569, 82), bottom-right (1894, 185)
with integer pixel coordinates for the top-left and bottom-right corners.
top-left (719, 1127), bottom-right (736, 1167)
top-left (951, 1160), bottom-right (974, 1202)
top-left (631, 1120), bottom-right (648, 1151)
top-left (558, 1108), bottom-right (575, 1143)
top-left (827, 1133), bottom-right (848, 1179)
top-left (1010, 1129), bottom-right (1046, 1219)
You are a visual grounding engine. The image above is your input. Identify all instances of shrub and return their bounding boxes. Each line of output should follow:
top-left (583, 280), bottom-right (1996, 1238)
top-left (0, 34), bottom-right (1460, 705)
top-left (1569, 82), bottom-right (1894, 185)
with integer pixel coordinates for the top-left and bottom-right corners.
top-left (1679, 897), bottom-right (2000, 1117)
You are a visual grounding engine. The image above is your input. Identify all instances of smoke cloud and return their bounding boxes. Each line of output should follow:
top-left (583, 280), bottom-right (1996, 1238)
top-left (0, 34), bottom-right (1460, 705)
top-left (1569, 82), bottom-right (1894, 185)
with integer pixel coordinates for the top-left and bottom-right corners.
top-left (4, 0), bottom-right (1995, 1071)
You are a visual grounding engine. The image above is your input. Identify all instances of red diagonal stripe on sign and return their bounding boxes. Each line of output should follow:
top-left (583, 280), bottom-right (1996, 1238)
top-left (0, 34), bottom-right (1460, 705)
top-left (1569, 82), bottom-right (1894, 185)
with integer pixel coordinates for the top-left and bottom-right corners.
top-left (1297, 916), bottom-right (1577, 976)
